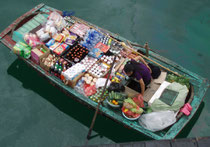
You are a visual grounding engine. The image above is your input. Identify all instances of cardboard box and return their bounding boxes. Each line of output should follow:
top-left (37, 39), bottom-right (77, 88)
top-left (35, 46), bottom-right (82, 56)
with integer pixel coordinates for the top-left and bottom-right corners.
top-left (31, 48), bottom-right (44, 64)
top-left (67, 72), bottom-right (85, 88)
top-left (39, 45), bottom-right (51, 71)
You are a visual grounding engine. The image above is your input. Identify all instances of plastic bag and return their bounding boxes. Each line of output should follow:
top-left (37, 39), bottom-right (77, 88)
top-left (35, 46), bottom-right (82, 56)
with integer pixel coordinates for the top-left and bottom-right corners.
top-left (133, 94), bottom-right (144, 108)
top-left (24, 33), bottom-right (42, 48)
top-left (96, 78), bottom-right (111, 89)
top-left (151, 82), bottom-right (188, 112)
top-left (138, 111), bottom-right (177, 132)
top-left (84, 84), bottom-right (97, 96)
top-left (107, 82), bottom-right (125, 92)
top-left (48, 11), bottom-right (66, 31)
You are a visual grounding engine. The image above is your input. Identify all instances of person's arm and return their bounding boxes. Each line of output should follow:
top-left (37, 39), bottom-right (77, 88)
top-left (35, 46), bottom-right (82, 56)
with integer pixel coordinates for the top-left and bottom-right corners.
top-left (134, 56), bottom-right (152, 73)
top-left (139, 78), bottom-right (145, 96)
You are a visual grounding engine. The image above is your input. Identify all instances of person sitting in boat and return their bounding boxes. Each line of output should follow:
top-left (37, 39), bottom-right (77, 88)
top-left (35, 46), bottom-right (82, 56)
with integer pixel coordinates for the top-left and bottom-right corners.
top-left (123, 56), bottom-right (152, 96)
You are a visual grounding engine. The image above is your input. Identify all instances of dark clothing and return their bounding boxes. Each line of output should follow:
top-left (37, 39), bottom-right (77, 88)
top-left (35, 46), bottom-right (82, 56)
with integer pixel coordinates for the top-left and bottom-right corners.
top-left (127, 78), bottom-right (151, 93)
top-left (148, 63), bottom-right (161, 79)
top-left (130, 59), bottom-right (151, 85)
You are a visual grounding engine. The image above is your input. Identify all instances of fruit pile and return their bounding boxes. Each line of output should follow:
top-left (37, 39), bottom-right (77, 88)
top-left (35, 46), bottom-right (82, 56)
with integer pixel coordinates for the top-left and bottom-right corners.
top-left (122, 98), bottom-right (144, 118)
top-left (107, 91), bottom-right (127, 106)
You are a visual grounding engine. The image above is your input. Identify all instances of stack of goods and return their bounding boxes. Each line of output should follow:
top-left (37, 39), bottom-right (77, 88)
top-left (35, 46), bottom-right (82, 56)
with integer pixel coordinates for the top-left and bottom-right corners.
top-left (36, 20), bottom-right (57, 42)
top-left (53, 33), bottom-right (66, 42)
top-left (101, 55), bottom-right (120, 65)
top-left (62, 63), bottom-right (86, 81)
top-left (45, 33), bottom-right (71, 56)
top-left (31, 45), bottom-right (48, 64)
top-left (13, 41), bottom-right (32, 59)
top-left (35, 11), bottom-right (67, 43)
top-left (94, 42), bottom-right (109, 53)
top-left (40, 54), bottom-right (58, 71)
top-left (109, 41), bottom-right (123, 54)
top-left (36, 27), bottom-right (51, 42)
top-left (24, 33), bottom-right (42, 48)
top-left (89, 89), bottom-right (109, 103)
top-left (64, 16), bottom-right (76, 28)
top-left (110, 41), bottom-right (123, 54)
top-left (120, 48), bottom-right (137, 59)
top-left (81, 29), bottom-right (103, 50)
top-left (50, 58), bottom-right (72, 78)
top-left (64, 32), bottom-right (78, 46)
top-left (74, 78), bottom-right (86, 95)
top-left (80, 56), bottom-right (97, 71)
top-left (69, 23), bottom-right (90, 38)
top-left (48, 41), bottom-right (60, 51)
top-left (48, 11), bottom-right (67, 31)
top-left (65, 44), bottom-right (89, 63)
top-left (88, 62), bottom-right (109, 78)
top-left (53, 43), bottom-right (69, 56)
top-left (83, 73), bottom-right (98, 86)
top-left (93, 35), bottom-right (113, 53)
top-left (111, 72), bottom-right (126, 83)
top-left (12, 14), bottom-right (47, 43)
top-left (100, 35), bottom-right (112, 48)
top-left (88, 47), bottom-right (103, 59)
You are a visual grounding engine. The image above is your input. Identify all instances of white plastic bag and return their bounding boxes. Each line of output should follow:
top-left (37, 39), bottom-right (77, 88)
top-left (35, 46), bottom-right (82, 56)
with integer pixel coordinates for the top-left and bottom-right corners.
top-left (95, 78), bottom-right (111, 89)
top-left (138, 111), bottom-right (177, 132)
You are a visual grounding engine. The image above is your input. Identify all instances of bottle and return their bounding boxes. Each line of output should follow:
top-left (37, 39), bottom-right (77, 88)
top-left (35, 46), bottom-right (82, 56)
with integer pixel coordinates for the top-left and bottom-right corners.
top-left (58, 68), bottom-right (62, 75)
top-left (50, 64), bottom-right (55, 72)
top-left (54, 63), bottom-right (59, 73)
top-left (63, 65), bottom-right (67, 72)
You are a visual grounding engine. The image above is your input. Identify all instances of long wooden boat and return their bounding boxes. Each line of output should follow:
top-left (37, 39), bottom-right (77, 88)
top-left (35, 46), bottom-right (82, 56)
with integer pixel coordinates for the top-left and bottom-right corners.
top-left (0, 3), bottom-right (209, 140)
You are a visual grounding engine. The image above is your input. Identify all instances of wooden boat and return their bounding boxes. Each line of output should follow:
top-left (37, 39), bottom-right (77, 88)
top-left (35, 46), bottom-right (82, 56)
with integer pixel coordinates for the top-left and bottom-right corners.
top-left (0, 3), bottom-right (209, 140)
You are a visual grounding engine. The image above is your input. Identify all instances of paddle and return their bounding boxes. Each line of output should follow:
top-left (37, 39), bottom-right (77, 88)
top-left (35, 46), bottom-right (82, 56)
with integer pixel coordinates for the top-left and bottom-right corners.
top-left (85, 55), bottom-right (117, 144)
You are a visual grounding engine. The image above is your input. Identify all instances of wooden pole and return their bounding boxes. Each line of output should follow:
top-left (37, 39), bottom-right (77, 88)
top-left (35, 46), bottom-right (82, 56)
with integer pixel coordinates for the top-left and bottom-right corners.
top-left (86, 55), bottom-right (117, 144)
top-left (121, 43), bottom-right (182, 77)
top-left (130, 42), bottom-right (157, 52)
top-left (144, 42), bottom-right (149, 57)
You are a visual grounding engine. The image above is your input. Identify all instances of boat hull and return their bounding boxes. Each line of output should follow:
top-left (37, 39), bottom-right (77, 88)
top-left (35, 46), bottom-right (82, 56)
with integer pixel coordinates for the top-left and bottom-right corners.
top-left (0, 3), bottom-right (209, 140)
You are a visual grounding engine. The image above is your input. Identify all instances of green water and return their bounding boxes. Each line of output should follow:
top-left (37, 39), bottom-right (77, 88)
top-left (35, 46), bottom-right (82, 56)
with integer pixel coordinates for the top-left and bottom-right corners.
top-left (0, 0), bottom-right (210, 146)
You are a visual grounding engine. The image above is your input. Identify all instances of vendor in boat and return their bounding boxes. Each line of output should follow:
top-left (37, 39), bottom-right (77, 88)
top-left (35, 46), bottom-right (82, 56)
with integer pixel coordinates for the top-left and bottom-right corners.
top-left (123, 56), bottom-right (152, 96)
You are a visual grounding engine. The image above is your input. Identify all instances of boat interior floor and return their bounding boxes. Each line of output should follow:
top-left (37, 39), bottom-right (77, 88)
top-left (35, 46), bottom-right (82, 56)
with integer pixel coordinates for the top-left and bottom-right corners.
top-left (125, 71), bottom-right (167, 102)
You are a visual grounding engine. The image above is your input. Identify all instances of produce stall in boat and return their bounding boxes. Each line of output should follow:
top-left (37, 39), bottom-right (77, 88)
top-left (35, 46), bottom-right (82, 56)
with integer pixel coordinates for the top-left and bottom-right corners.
top-left (0, 3), bottom-right (209, 140)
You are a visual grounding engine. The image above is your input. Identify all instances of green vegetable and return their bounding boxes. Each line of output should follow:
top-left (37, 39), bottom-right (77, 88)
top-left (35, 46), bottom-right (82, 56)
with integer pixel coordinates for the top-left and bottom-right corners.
top-left (124, 98), bottom-right (137, 107)
top-left (130, 108), bottom-right (144, 114)
top-left (146, 107), bottom-right (153, 113)
top-left (166, 74), bottom-right (190, 89)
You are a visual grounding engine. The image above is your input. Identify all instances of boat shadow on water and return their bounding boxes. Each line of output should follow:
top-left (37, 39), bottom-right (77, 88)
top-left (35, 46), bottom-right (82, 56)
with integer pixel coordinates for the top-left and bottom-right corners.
top-left (7, 59), bottom-right (205, 142)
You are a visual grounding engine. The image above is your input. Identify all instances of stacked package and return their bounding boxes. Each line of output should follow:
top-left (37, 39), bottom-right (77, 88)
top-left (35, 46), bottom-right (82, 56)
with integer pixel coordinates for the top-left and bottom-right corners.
top-left (62, 63), bottom-right (86, 81)
top-left (80, 29), bottom-right (103, 50)
top-left (70, 23), bottom-right (90, 37)
top-left (13, 41), bottom-right (32, 59)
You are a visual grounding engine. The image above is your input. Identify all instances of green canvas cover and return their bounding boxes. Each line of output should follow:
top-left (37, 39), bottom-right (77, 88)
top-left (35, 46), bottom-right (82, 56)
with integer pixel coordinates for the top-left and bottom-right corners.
top-left (159, 89), bottom-right (179, 106)
top-left (151, 82), bottom-right (188, 111)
